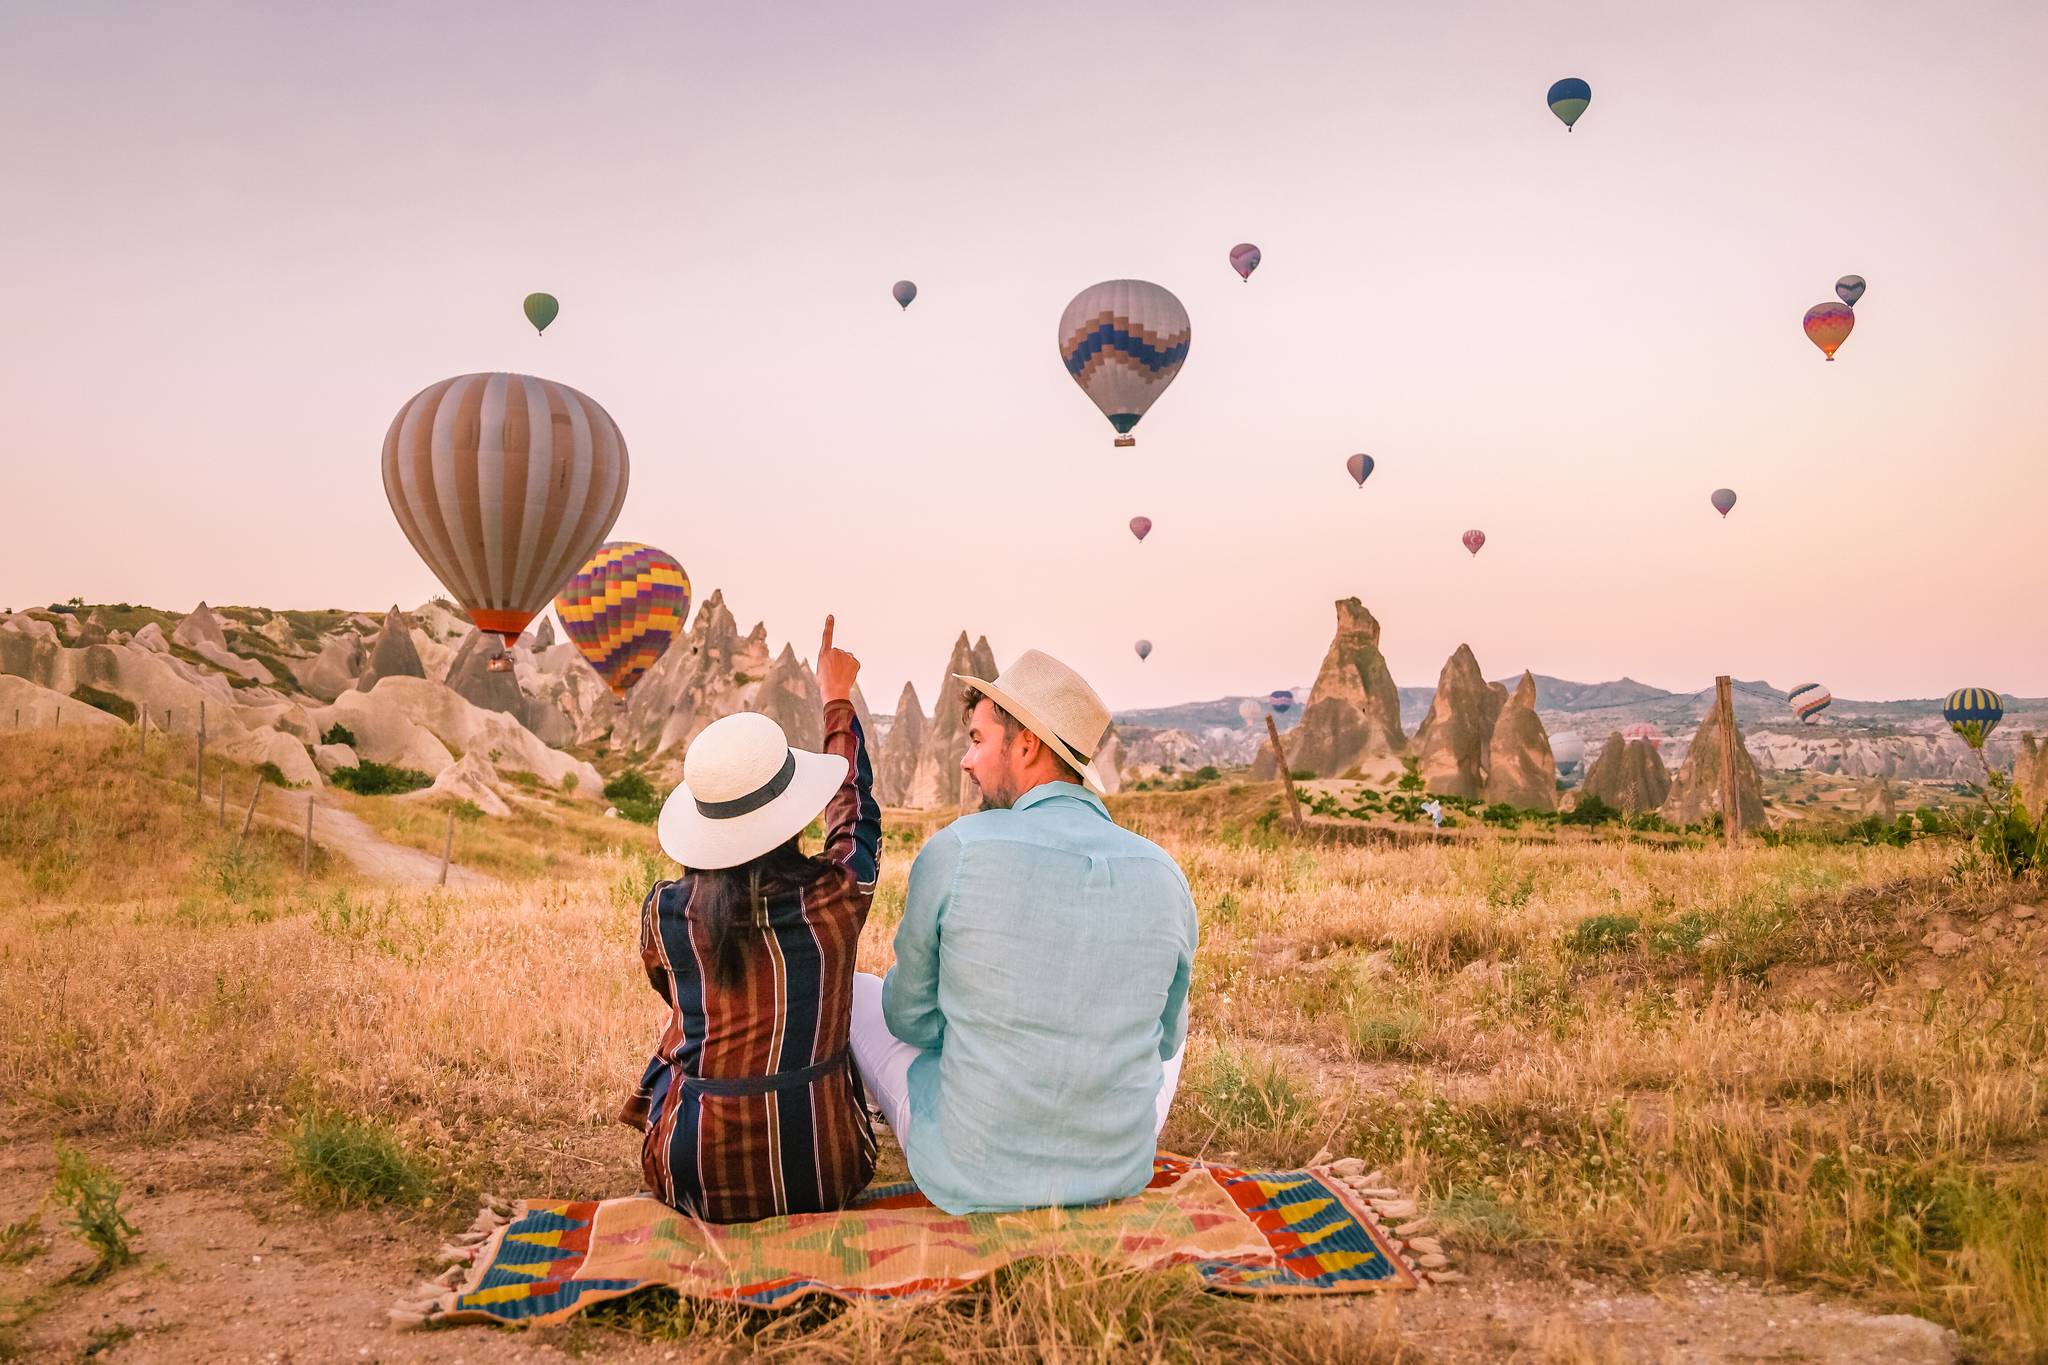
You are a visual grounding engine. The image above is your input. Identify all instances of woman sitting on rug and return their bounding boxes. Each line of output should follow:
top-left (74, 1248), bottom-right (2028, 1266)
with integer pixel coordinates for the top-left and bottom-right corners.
top-left (619, 615), bottom-right (881, 1222)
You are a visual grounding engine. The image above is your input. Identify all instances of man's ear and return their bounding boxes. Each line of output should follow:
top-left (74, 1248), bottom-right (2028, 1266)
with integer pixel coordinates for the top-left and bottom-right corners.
top-left (1012, 726), bottom-right (1044, 767)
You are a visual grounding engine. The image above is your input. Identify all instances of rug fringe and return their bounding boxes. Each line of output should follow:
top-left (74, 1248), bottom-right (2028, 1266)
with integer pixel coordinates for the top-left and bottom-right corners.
top-left (1321, 1162), bottom-right (1459, 1290)
top-left (391, 1200), bottom-right (517, 1330)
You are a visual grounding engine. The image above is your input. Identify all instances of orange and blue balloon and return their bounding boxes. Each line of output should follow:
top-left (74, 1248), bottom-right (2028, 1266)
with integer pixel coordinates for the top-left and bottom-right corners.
top-left (1059, 280), bottom-right (1191, 447)
top-left (1804, 302), bottom-right (1855, 360)
top-left (555, 542), bottom-right (691, 698)
top-left (1547, 78), bottom-right (1591, 130)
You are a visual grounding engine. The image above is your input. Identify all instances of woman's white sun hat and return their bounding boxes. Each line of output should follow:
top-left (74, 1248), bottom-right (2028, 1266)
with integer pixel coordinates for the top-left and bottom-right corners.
top-left (953, 648), bottom-right (1113, 795)
top-left (657, 712), bottom-right (848, 870)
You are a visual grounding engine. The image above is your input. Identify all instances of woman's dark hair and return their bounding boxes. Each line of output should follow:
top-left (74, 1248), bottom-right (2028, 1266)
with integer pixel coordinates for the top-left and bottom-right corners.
top-left (690, 837), bottom-right (829, 987)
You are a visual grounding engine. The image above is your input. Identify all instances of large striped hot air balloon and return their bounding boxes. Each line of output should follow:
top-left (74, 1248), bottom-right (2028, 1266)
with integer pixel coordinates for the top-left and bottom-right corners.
top-left (1058, 280), bottom-right (1191, 447)
top-left (1804, 302), bottom-right (1855, 360)
top-left (1622, 723), bottom-right (1664, 753)
top-left (1547, 77), bottom-right (1591, 130)
top-left (1552, 731), bottom-right (1587, 773)
top-left (554, 542), bottom-right (690, 698)
top-left (1943, 688), bottom-right (2003, 749)
top-left (1788, 682), bottom-right (1832, 724)
top-left (1229, 243), bottom-right (1261, 282)
top-left (382, 372), bottom-right (628, 651)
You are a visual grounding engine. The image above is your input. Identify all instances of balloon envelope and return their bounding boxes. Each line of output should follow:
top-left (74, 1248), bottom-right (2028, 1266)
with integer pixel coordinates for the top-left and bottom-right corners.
top-left (523, 293), bottom-right (559, 335)
top-left (1835, 275), bottom-right (1865, 307)
top-left (1229, 243), bottom-right (1261, 281)
top-left (892, 280), bottom-right (917, 310)
top-left (1711, 488), bottom-right (1737, 517)
top-left (1552, 731), bottom-right (1587, 771)
top-left (382, 372), bottom-right (629, 647)
top-left (1804, 302), bottom-right (1855, 360)
top-left (1547, 77), bottom-right (1591, 129)
top-left (1134, 639), bottom-right (1152, 661)
top-left (1943, 687), bottom-right (2003, 748)
top-left (1462, 529), bottom-right (1486, 556)
top-left (555, 543), bottom-right (690, 698)
top-left (1238, 699), bottom-right (1263, 725)
top-left (1622, 723), bottom-right (1664, 753)
top-left (1129, 515), bottom-right (1152, 542)
top-left (1059, 280), bottom-right (1191, 446)
top-left (1346, 453), bottom-right (1374, 487)
top-left (1268, 689), bottom-right (1294, 713)
top-left (1788, 682), bottom-right (1832, 725)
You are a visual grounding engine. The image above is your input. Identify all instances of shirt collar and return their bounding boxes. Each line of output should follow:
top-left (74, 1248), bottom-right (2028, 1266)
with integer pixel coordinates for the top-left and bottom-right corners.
top-left (1012, 781), bottom-right (1109, 817)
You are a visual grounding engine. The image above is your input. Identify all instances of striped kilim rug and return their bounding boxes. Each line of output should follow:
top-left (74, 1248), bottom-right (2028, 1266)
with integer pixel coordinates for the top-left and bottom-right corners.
top-left (399, 1155), bottom-right (1439, 1328)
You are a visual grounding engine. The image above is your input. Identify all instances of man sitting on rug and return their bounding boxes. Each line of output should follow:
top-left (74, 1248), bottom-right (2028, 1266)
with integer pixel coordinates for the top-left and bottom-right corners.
top-left (850, 649), bottom-right (1198, 1214)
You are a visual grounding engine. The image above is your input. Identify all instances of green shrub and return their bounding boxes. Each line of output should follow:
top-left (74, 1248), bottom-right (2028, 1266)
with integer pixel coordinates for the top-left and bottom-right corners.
top-left (1565, 913), bottom-right (1640, 956)
top-left (69, 684), bottom-right (136, 725)
top-left (287, 1113), bottom-right (430, 1208)
top-left (0, 1215), bottom-right (43, 1265)
top-left (604, 769), bottom-right (662, 824)
top-left (50, 1141), bottom-right (137, 1279)
top-left (256, 761), bottom-right (290, 787)
top-left (319, 722), bottom-right (357, 748)
top-left (328, 761), bottom-right (433, 796)
top-left (1561, 793), bottom-right (1618, 827)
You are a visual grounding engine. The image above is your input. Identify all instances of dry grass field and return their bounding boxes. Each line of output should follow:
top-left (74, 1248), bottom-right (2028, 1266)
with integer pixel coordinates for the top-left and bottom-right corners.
top-left (2, 730), bottom-right (2043, 1361)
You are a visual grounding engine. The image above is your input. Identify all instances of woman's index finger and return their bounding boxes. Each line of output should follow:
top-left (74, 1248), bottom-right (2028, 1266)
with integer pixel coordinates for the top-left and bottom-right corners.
top-left (820, 614), bottom-right (835, 657)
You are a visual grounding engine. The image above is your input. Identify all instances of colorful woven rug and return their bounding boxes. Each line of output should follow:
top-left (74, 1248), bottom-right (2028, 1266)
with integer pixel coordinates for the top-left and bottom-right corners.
top-left (399, 1155), bottom-right (1433, 1328)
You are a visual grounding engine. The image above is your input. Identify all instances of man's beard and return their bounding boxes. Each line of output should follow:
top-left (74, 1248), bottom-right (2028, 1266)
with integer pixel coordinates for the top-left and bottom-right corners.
top-left (971, 771), bottom-right (1016, 811)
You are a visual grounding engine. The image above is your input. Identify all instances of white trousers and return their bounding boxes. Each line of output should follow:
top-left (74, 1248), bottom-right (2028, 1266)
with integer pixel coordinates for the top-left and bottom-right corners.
top-left (848, 972), bottom-right (1184, 1142)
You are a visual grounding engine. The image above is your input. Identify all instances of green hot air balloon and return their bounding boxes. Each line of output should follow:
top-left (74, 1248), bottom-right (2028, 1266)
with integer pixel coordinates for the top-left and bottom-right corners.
top-left (523, 293), bottom-right (560, 336)
top-left (1547, 77), bottom-right (1592, 131)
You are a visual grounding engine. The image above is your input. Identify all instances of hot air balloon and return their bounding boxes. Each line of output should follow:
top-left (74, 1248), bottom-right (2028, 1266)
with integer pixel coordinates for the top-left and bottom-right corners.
top-left (1058, 280), bottom-right (1191, 447)
top-left (1129, 516), bottom-right (1152, 543)
top-left (1268, 689), bottom-right (1294, 713)
top-left (1346, 453), bottom-right (1375, 487)
top-left (1621, 723), bottom-right (1664, 753)
top-left (892, 280), bottom-right (917, 310)
top-left (1237, 699), bottom-right (1263, 725)
top-left (1229, 243), bottom-right (1261, 282)
top-left (1547, 77), bottom-right (1591, 130)
top-left (1788, 682), bottom-right (1832, 724)
top-left (382, 373), bottom-right (628, 652)
top-left (555, 543), bottom-right (690, 698)
top-left (1134, 639), bottom-right (1153, 661)
top-left (1462, 529), bottom-right (1486, 556)
top-left (1552, 731), bottom-right (1587, 773)
top-left (523, 293), bottom-right (559, 336)
top-left (1711, 488), bottom-right (1737, 517)
top-left (1835, 275), bottom-right (1865, 307)
top-left (1804, 302), bottom-right (1855, 360)
top-left (1943, 688), bottom-right (2003, 749)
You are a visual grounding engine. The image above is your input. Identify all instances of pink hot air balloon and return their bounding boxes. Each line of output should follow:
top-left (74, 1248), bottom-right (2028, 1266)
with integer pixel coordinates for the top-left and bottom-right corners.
top-left (1462, 529), bottom-right (1486, 557)
top-left (1229, 243), bottom-right (1261, 281)
top-left (1803, 302), bottom-right (1855, 361)
top-left (1129, 516), bottom-right (1152, 543)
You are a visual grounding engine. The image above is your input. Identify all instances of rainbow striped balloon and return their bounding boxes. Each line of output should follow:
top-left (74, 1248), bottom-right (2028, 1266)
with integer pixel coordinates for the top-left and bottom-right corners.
top-left (1788, 682), bottom-right (1832, 724)
top-left (554, 542), bottom-right (691, 698)
top-left (1943, 687), bottom-right (2003, 749)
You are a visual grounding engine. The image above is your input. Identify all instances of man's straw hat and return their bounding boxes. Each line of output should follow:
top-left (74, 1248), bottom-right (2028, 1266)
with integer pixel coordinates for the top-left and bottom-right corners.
top-left (658, 712), bottom-right (847, 869)
top-left (954, 649), bottom-right (1112, 795)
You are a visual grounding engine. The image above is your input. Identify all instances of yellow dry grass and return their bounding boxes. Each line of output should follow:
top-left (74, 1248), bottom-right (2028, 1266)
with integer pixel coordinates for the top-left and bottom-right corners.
top-left (3, 733), bottom-right (2045, 1358)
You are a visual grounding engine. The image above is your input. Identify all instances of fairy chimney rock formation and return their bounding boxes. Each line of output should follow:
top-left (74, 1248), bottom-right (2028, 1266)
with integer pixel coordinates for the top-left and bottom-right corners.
top-left (1411, 644), bottom-right (1505, 800)
top-left (907, 633), bottom-right (997, 808)
top-left (614, 589), bottom-right (773, 760)
top-left (444, 629), bottom-right (526, 717)
top-left (1484, 671), bottom-right (1558, 811)
top-left (1661, 704), bottom-right (1769, 829)
top-left (750, 643), bottom-right (824, 751)
top-left (356, 607), bottom-right (427, 690)
top-left (1580, 734), bottom-right (1672, 814)
top-left (2013, 733), bottom-right (2048, 818)
top-left (877, 682), bottom-right (927, 807)
top-left (171, 602), bottom-right (229, 652)
top-left (1252, 598), bottom-right (1407, 783)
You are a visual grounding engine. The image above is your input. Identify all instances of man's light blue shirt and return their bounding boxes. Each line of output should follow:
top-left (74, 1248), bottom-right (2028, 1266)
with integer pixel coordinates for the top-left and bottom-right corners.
top-left (882, 781), bottom-right (1198, 1214)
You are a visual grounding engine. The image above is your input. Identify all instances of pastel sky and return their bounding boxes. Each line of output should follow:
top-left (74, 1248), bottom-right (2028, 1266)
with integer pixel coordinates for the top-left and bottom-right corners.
top-left (3, 1), bottom-right (2043, 709)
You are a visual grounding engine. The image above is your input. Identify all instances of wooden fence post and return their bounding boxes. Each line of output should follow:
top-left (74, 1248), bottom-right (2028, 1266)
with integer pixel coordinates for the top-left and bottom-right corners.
top-left (1265, 715), bottom-right (1306, 834)
top-left (1715, 675), bottom-right (1740, 846)
top-left (302, 795), bottom-right (314, 877)
top-left (437, 809), bottom-right (455, 887)
top-left (138, 709), bottom-right (148, 760)
top-left (217, 774), bottom-right (228, 829)
top-left (239, 780), bottom-right (262, 839)
top-left (195, 702), bottom-right (207, 797)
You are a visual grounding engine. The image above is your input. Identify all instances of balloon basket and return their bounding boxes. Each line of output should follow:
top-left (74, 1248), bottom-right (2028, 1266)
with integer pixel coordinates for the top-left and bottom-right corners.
top-left (1114, 437), bottom-right (1135, 448)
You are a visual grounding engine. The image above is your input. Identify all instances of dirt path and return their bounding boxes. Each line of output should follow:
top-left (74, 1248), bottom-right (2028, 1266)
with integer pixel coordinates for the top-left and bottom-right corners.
top-left (256, 798), bottom-right (489, 889)
top-left (0, 1125), bottom-right (1960, 1364)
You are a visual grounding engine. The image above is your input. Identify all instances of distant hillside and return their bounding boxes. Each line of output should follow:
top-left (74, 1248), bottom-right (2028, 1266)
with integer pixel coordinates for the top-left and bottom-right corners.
top-left (1497, 675), bottom-right (1678, 710)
